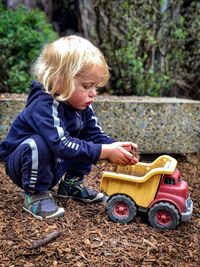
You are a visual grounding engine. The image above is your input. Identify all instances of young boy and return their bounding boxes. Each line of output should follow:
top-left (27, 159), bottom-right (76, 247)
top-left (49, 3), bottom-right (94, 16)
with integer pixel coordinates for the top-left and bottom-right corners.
top-left (0, 35), bottom-right (138, 220)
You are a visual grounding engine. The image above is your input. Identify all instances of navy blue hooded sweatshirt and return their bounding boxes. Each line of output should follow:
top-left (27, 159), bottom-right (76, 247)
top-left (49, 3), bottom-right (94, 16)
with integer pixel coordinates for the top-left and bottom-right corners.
top-left (0, 81), bottom-right (115, 164)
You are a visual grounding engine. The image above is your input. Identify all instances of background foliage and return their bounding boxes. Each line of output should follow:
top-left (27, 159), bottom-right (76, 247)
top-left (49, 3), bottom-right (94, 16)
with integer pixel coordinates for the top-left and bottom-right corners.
top-left (0, 0), bottom-right (199, 99)
top-left (0, 3), bottom-right (57, 93)
top-left (92, 0), bottom-right (200, 98)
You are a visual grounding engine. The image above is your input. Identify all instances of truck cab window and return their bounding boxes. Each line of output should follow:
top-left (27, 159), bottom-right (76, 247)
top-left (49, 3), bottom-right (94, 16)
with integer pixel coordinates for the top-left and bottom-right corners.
top-left (164, 177), bottom-right (175, 185)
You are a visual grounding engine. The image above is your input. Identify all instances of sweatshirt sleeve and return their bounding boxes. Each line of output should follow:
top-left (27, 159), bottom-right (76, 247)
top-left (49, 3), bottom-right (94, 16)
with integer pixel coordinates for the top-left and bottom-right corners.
top-left (79, 105), bottom-right (116, 144)
top-left (27, 98), bottom-right (102, 164)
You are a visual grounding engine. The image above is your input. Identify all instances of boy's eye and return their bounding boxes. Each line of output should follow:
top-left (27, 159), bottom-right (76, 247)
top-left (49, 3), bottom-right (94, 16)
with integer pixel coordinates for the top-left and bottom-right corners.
top-left (83, 85), bottom-right (91, 89)
top-left (83, 84), bottom-right (99, 90)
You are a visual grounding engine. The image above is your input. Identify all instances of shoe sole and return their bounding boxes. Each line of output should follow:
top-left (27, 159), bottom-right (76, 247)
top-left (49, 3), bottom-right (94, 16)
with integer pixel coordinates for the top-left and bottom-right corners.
top-left (57, 192), bottom-right (105, 204)
top-left (23, 206), bottom-right (65, 220)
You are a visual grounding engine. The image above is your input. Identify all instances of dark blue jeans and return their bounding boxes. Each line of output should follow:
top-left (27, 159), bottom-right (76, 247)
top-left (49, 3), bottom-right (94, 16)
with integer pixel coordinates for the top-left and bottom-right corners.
top-left (5, 134), bottom-right (92, 193)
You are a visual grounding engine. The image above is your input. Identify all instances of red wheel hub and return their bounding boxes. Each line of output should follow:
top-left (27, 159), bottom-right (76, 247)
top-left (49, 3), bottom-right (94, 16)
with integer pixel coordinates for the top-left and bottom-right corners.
top-left (114, 202), bottom-right (129, 217)
top-left (156, 210), bottom-right (172, 225)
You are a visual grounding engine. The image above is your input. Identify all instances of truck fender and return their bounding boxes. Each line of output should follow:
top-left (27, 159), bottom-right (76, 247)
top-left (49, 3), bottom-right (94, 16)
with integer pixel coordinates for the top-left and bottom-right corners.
top-left (148, 198), bottom-right (181, 214)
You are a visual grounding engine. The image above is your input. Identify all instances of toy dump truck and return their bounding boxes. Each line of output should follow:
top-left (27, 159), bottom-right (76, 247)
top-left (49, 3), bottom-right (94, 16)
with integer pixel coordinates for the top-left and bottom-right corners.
top-left (100, 155), bottom-right (193, 230)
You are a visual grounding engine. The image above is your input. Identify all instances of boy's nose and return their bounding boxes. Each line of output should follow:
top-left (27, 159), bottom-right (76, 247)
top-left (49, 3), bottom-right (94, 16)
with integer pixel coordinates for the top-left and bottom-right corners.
top-left (89, 87), bottom-right (97, 98)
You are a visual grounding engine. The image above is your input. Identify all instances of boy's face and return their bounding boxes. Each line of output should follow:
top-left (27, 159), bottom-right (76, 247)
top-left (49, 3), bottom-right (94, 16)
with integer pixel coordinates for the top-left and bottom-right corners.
top-left (67, 66), bottom-right (103, 110)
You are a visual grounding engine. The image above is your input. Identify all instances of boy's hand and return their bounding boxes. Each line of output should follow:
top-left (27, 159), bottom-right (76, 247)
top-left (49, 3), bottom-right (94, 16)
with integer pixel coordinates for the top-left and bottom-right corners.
top-left (100, 142), bottom-right (139, 165)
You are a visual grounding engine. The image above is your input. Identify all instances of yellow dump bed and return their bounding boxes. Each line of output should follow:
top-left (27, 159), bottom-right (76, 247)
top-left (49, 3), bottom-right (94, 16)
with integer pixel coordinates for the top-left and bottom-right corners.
top-left (100, 155), bottom-right (177, 208)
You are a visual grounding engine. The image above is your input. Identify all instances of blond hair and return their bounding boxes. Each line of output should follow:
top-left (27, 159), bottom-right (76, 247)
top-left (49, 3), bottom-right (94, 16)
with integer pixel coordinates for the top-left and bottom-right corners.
top-left (31, 35), bottom-right (109, 101)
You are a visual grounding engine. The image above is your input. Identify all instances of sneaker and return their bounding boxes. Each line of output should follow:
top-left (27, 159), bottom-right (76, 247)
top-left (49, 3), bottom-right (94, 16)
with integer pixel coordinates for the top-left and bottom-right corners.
top-left (23, 191), bottom-right (65, 220)
top-left (57, 178), bottom-right (104, 203)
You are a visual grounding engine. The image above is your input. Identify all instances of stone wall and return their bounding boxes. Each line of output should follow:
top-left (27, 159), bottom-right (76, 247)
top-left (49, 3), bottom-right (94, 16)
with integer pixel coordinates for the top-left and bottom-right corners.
top-left (0, 96), bottom-right (199, 154)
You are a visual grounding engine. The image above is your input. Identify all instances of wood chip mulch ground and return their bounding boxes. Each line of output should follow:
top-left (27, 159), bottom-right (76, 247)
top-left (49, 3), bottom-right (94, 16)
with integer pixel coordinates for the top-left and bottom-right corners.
top-left (0, 153), bottom-right (199, 267)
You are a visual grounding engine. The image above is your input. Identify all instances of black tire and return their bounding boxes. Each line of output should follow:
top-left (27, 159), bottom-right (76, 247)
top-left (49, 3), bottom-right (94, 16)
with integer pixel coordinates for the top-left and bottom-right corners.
top-left (148, 202), bottom-right (180, 230)
top-left (106, 194), bottom-right (137, 223)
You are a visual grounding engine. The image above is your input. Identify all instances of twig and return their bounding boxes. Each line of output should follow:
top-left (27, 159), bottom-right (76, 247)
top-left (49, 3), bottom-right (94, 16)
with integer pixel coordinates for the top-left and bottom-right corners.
top-left (143, 238), bottom-right (158, 250)
top-left (30, 230), bottom-right (60, 249)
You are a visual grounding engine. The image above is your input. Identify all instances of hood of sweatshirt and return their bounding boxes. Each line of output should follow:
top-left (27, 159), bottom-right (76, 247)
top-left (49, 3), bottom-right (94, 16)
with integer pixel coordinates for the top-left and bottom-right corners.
top-left (26, 80), bottom-right (46, 108)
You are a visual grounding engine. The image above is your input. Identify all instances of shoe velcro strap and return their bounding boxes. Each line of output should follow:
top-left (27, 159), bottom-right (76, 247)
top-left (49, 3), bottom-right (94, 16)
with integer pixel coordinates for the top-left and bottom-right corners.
top-left (64, 178), bottom-right (80, 186)
top-left (29, 191), bottom-right (51, 204)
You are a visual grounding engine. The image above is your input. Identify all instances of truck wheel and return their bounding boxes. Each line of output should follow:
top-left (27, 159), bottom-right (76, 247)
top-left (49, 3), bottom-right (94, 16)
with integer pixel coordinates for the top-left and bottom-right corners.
top-left (106, 194), bottom-right (137, 223)
top-left (148, 202), bottom-right (180, 230)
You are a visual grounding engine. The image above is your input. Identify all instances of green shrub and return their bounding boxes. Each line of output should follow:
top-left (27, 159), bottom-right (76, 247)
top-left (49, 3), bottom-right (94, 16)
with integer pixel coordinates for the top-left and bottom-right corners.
top-left (0, 5), bottom-right (58, 93)
top-left (92, 0), bottom-right (198, 97)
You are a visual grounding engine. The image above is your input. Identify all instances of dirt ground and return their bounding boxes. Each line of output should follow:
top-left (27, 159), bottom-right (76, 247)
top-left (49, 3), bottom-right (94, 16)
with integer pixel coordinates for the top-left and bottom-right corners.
top-left (0, 153), bottom-right (199, 267)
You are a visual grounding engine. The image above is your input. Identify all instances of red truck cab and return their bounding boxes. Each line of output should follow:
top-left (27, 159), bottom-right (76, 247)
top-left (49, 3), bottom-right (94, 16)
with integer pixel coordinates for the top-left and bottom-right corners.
top-left (149, 169), bottom-right (193, 227)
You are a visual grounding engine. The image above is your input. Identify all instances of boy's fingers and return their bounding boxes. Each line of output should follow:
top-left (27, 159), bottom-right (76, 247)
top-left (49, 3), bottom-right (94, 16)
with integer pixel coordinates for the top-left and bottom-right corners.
top-left (121, 142), bottom-right (138, 150)
top-left (131, 157), bottom-right (139, 164)
top-left (124, 150), bottom-right (139, 164)
top-left (131, 143), bottom-right (138, 149)
top-left (124, 151), bottom-right (135, 161)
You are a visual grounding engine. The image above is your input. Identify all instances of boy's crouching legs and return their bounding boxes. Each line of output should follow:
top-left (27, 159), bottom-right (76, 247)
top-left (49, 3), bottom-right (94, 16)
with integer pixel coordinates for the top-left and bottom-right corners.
top-left (5, 134), bottom-right (65, 219)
